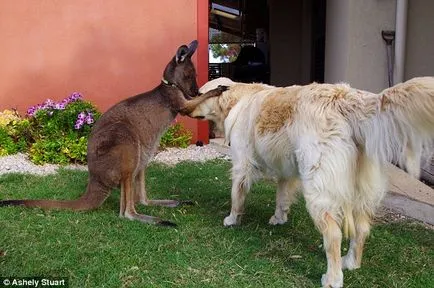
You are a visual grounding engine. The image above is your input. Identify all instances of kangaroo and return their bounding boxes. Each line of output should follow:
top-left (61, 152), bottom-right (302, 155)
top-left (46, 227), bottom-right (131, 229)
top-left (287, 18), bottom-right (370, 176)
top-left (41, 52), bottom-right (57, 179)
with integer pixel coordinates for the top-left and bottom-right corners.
top-left (0, 40), bottom-right (227, 226)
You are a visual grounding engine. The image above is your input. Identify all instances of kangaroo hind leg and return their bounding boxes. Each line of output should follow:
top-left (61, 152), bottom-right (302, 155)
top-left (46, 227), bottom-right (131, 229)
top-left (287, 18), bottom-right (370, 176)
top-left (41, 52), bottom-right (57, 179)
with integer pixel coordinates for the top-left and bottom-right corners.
top-left (135, 169), bottom-right (193, 208)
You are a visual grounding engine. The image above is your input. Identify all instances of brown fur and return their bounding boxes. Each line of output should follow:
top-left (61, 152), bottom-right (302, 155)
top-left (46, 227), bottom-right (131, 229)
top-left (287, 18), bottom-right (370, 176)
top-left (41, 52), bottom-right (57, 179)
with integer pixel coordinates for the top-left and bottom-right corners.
top-left (218, 84), bottom-right (269, 118)
top-left (256, 87), bottom-right (301, 135)
top-left (0, 40), bottom-right (226, 226)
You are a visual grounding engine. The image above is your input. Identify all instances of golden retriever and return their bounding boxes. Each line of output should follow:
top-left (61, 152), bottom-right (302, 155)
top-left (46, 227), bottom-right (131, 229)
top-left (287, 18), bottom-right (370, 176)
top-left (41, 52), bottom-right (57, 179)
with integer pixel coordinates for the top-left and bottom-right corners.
top-left (189, 77), bottom-right (434, 287)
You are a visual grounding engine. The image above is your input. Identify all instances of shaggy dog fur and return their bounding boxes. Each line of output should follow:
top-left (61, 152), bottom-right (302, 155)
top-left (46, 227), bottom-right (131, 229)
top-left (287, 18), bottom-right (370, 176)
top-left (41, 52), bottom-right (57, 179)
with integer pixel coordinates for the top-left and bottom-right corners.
top-left (191, 77), bottom-right (434, 288)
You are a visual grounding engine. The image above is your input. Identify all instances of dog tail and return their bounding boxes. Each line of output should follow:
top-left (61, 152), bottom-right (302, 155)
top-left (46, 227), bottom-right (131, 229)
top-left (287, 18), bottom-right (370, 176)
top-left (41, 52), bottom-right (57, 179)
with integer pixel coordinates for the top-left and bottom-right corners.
top-left (0, 177), bottom-right (109, 211)
top-left (354, 77), bottom-right (434, 178)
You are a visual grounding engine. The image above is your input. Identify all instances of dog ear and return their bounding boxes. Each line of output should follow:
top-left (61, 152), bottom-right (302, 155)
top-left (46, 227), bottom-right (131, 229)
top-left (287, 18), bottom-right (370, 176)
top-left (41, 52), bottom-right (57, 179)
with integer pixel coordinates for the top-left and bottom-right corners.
top-left (175, 45), bottom-right (189, 63)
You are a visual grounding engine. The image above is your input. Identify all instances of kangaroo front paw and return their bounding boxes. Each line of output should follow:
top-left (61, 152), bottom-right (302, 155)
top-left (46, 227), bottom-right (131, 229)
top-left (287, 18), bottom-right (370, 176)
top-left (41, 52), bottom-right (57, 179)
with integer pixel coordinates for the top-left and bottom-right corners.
top-left (217, 85), bottom-right (230, 93)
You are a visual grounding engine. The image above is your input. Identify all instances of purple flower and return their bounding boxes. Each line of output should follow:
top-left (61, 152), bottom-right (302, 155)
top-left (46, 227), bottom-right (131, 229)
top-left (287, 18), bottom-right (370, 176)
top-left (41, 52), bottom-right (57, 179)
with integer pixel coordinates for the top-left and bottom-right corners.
top-left (27, 107), bottom-right (36, 116)
top-left (27, 103), bottom-right (43, 116)
top-left (43, 99), bottom-right (55, 108)
top-left (69, 92), bottom-right (82, 102)
top-left (75, 111), bottom-right (95, 128)
top-left (54, 103), bottom-right (66, 110)
top-left (74, 118), bottom-right (84, 129)
top-left (85, 115), bottom-right (94, 124)
top-left (78, 112), bottom-right (86, 119)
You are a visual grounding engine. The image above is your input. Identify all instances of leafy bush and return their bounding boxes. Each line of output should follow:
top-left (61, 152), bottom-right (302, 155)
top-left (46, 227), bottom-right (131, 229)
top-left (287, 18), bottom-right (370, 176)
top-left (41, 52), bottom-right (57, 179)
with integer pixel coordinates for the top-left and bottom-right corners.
top-left (1, 94), bottom-right (194, 165)
top-left (0, 110), bottom-right (30, 156)
top-left (160, 121), bottom-right (193, 149)
top-left (26, 93), bottom-right (101, 165)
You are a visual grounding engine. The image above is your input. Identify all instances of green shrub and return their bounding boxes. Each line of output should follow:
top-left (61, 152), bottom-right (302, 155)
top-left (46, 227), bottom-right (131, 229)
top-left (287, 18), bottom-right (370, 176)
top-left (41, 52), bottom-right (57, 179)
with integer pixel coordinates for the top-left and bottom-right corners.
top-left (160, 121), bottom-right (193, 149)
top-left (0, 110), bottom-right (29, 156)
top-left (1, 94), bottom-right (194, 165)
top-left (26, 93), bottom-right (101, 165)
top-left (0, 128), bottom-right (17, 156)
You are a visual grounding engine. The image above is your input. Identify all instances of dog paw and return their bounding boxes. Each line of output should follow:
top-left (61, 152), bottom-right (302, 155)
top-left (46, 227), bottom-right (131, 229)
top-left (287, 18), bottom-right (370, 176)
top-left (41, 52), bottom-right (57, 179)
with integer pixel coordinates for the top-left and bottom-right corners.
top-left (342, 255), bottom-right (360, 271)
top-left (223, 214), bottom-right (241, 226)
top-left (321, 271), bottom-right (343, 288)
top-left (269, 214), bottom-right (288, 225)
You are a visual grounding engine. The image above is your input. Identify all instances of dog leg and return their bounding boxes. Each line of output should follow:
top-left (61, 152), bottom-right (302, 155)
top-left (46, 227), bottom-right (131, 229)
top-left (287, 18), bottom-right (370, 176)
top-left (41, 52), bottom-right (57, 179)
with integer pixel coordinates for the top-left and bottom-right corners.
top-left (342, 212), bottom-right (370, 270)
top-left (342, 152), bottom-right (386, 270)
top-left (318, 212), bottom-right (344, 288)
top-left (135, 169), bottom-right (190, 207)
top-left (296, 140), bottom-right (353, 287)
top-left (223, 174), bottom-right (249, 226)
top-left (123, 173), bottom-right (176, 226)
top-left (269, 178), bottom-right (299, 225)
top-left (405, 142), bottom-right (422, 179)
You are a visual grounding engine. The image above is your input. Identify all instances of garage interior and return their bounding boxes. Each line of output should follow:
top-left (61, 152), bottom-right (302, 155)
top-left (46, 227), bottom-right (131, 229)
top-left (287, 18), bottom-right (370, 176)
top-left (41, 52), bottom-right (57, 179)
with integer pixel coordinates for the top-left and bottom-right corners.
top-left (208, 0), bottom-right (326, 86)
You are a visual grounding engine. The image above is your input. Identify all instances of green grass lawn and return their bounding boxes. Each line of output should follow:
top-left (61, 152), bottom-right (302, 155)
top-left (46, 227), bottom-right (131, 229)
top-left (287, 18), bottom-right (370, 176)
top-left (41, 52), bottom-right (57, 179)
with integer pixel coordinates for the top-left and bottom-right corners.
top-left (0, 160), bottom-right (433, 288)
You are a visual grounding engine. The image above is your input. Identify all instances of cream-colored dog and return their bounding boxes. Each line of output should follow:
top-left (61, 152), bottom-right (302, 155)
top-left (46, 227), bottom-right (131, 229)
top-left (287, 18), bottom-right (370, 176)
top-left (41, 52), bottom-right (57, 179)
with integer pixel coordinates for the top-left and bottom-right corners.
top-left (189, 77), bottom-right (434, 288)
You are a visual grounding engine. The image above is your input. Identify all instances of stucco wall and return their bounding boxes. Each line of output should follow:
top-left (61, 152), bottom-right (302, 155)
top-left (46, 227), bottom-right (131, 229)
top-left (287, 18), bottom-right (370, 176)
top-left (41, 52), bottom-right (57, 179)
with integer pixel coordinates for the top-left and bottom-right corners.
top-left (325, 0), bottom-right (396, 92)
top-left (0, 0), bottom-right (198, 113)
top-left (0, 0), bottom-right (212, 143)
top-left (405, 0), bottom-right (434, 79)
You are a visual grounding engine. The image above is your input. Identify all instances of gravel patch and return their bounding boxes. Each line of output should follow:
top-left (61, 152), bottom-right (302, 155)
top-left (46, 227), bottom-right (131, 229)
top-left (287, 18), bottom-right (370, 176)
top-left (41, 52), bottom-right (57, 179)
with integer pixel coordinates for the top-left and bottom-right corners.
top-left (153, 145), bottom-right (230, 166)
top-left (0, 145), bottom-right (229, 176)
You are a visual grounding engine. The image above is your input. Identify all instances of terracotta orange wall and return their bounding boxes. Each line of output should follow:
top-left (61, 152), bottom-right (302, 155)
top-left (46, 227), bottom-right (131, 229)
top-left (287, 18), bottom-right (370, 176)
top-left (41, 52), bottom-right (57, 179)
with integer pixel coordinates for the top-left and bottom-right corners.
top-left (177, 0), bottom-right (210, 144)
top-left (0, 0), bottom-right (209, 143)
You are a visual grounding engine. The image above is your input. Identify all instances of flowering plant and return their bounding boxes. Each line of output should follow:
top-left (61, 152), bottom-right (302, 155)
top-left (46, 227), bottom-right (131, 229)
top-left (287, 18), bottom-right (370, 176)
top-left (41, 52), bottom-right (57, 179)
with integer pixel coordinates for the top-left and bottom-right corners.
top-left (74, 111), bottom-right (95, 130)
top-left (27, 92), bottom-right (82, 116)
top-left (26, 92), bottom-right (101, 164)
top-left (1, 92), bottom-right (193, 164)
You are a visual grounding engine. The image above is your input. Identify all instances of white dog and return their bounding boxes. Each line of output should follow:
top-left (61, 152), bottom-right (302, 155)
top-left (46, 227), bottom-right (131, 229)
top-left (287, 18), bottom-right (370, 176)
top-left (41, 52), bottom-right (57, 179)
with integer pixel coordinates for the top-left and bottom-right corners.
top-left (190, 77), bottom-right (434, 288)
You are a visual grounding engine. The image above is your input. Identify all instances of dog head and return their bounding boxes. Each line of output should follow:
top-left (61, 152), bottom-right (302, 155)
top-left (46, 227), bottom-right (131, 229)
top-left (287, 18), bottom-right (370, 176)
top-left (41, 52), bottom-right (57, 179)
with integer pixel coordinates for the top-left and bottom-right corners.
top-left (187, 78), bottom-right (234, 133)
top-left (189, 77), bottom-right (272, 134)
top-left (163, 40), bottom-right (200, 98)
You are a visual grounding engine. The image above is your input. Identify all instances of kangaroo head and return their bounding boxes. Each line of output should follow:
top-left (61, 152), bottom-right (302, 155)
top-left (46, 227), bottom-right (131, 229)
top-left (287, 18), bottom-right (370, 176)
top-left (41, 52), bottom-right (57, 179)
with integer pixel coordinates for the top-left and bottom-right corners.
top-left (163, 40), bottom-right (199, 98)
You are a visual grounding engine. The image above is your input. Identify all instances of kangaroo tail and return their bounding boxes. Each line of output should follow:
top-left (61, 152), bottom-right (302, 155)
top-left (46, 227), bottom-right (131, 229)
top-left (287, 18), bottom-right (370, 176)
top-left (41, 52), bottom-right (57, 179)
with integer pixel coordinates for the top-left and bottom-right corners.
top-left (0, 177), bottom-right (110, 211)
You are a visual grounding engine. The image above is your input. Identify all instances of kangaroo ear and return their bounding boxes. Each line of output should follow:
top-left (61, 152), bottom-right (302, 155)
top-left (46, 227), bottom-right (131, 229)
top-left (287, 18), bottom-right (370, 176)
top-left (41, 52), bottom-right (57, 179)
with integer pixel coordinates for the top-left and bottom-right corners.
top-left (186, 40), bottom-right (198, 57)
top-left (175, 45), bottom-right (189, 63)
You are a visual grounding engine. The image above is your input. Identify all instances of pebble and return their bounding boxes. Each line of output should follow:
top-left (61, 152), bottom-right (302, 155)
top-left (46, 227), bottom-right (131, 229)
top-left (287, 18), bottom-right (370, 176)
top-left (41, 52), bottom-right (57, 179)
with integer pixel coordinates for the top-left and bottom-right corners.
top-left (0, 145), bottom-right (229, 176)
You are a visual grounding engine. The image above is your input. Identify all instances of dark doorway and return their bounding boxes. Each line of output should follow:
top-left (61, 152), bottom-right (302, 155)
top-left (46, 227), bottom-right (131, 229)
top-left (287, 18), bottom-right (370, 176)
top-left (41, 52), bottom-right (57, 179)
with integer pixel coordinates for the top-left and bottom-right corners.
top-left (208, 0), bottom-right (326, 85)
